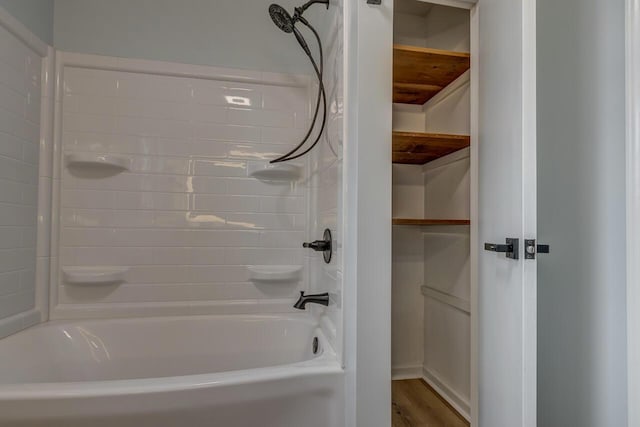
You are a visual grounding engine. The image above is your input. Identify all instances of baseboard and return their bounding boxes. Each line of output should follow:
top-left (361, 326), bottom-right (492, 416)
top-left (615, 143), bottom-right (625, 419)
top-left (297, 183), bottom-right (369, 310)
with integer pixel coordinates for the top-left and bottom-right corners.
top-left (422, 367), bottom-right (471, 422)
top-left (392, 365), bottom-right (423, 380)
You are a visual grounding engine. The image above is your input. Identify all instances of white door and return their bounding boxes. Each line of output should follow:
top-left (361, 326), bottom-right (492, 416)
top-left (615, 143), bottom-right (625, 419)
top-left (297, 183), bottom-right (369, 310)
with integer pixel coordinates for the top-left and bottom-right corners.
top-left (473, 0), bottom-right (537, 426)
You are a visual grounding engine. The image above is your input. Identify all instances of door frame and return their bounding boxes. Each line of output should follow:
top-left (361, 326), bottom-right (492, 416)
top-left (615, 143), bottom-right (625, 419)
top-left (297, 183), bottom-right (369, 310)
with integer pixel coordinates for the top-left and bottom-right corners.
top-left (626, 1), bottom-right (640, 425)
top-left (345, 0), bottom-right (538, 424)
top-left (343, 0), bottom-right (394, 426)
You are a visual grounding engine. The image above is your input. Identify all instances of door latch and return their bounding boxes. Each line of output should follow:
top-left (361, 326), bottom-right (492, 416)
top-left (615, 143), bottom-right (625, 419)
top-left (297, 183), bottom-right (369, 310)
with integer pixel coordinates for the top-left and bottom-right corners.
top-left (524, 239), bottom-right (550, 259)
top-left (484, 238), bottom-right (519, 260)
top-left (366, 0), bottom-right (381, 4)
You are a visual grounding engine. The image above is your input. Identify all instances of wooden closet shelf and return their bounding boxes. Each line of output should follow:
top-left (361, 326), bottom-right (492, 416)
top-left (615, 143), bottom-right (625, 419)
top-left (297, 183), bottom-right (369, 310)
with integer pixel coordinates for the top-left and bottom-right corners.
top-left (393, 219), bottom-right (471, 226)
top-left (393, 44), bottom-right (470, 105)
top-left (392, 131), bottom-right (470, 165)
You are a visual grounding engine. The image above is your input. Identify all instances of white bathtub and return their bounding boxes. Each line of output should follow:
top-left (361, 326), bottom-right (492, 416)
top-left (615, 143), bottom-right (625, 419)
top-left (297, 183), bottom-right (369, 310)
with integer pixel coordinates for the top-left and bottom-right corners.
top-left (0, 314), bottom-right (344, 427)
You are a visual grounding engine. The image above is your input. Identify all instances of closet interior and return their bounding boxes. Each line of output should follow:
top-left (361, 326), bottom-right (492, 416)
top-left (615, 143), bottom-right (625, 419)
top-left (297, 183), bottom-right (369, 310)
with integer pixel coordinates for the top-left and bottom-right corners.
top-left (391, 1), bottom-right (471, 425)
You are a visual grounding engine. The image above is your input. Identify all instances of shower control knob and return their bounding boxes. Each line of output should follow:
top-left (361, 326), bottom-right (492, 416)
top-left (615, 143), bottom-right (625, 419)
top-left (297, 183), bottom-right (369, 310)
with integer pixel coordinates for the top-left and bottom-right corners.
top-left (303, 240), bottom-right (330, 251)
top-left (302, 229), bottom-right (333, 264)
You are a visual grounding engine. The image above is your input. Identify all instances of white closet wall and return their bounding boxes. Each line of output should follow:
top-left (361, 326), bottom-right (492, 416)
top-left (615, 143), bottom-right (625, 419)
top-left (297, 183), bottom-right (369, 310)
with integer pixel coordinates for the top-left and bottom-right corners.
top-left (392, 163), bottom-right (425, 377)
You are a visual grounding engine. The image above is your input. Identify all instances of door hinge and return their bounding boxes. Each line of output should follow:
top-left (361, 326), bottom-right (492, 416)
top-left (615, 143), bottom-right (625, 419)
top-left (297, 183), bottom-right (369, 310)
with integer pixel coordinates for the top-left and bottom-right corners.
top-left (524, 239), bottom-right (550, 259)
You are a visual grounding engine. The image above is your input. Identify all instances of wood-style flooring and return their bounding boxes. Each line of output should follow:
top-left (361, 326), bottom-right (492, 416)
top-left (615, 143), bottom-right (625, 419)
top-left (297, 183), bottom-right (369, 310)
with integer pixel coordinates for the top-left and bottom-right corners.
top-left (392, 379), bottom-right (470, 427)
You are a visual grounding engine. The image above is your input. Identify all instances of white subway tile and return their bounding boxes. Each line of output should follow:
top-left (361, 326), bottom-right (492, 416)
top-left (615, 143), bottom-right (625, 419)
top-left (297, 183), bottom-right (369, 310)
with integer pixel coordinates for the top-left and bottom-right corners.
top-left (65, 94), bottom-right (116, 116)
top-left (0, 290), bottom-right (34, 318)
top-left (0, 203), bottom-right (36, 226)
top-left (226, 178), bottom-right (303, 197)
top-left (261, 126), bottom-right (308, 144)
top-left (261, 85), bottom-right (309, 112)
top-left (0, 131), bottom-right (24, 160)
top-left (63, 113), bottom-right (115, 134)
top-left (130, 156), bottom-right (190, 175)
top-left (227, 142), bottom-right (293, 161)
top-left (151, 247), bottom-right (226, 266)
top-left (225, 213), bottom-right (299, 230)
top-left (224, 248), bottom-right (303, 266)
top-left (0, 271), bottom-right (20, 296)
top-left (228, 108), bottom-right (295, 128)
top-left (259, 231), bottom-right (305, 248)
top-left (0, 61), bottom-right (25, 96)
top-left (0, 227), bottom-right (22, 249)
top-left (116, 98), bottom-right (191, 121)
top-left (116, 72), bottom-right (192, 102)
top-left (191, 194), bottom-right (260, 212)
top-left (63, 67), bottom-right (118, 97)
top-left (192, 80), bottom-right (262, 107)
top-left (114, 191), bottom-right (189, 211)
top-left (259, 196), bottom-right (305, 213)
top-left (20, 227), bottom-right (37, 249)
top-left (62, 189), bottom-right (117, 209)
top-left (193, 123), bottom-right (260, 142)
top-left (189, 104), bottom-right (228, 124)
top-left (22, 141), bottom-right (39, 165)
top-left (0, 82), bottom-right (25, 115)
top-left (0, 179), bottom-right (22, 204)
top-left (115, 116), bottom-right (193, 139)
top-left (61, 246), bottom-right (153, 266)
top-left (192, 159), bottom-right (246, 177)
top-left (166, 139), bottom-right (227, 158)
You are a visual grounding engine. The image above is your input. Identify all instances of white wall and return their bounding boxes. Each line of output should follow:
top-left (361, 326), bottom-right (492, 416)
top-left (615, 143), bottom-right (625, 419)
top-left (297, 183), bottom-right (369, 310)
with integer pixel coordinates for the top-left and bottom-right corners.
top-left (422, 152), bottom-right (470, 416)
top-left (307, 0), bottom-right (344, 358)
top-left (52, 53), bottom-right (312, 319)
top-left (394, 3), bottom-right (469, 52)
top-left (391, 164), bottom-right (425, 378)
top-left (0, 0), bottom-right (53, 44)
top-left (53, 0), bottom-right (327, 75)
top-left (537, 0), bottom-right (627, 425)
top-left (0, 7), bottom-right (49, 337)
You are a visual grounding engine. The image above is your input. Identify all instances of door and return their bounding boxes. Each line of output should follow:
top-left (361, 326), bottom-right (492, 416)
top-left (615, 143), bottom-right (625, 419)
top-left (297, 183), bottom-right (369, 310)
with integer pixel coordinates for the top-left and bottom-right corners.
top-left (473, 0), bottom-right (537, 426)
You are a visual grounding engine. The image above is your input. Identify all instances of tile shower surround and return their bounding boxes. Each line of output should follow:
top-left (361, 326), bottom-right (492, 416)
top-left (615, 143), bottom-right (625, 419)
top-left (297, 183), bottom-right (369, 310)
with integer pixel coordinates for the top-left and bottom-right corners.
top-left (0, 6), bottom-right (50, 338)
top-left (53, 53), bottom-right (316, 317)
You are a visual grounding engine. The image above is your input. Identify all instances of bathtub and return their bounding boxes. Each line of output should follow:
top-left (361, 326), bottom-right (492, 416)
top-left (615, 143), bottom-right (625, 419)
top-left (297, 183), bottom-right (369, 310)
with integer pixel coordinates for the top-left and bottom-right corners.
top-left (0, 314), bottom-right (344, 427)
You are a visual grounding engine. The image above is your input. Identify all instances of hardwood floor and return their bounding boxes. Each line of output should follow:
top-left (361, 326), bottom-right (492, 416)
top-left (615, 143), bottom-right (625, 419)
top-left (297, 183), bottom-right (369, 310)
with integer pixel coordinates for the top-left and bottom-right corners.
top-left (392, 379), bottom-right (469, 427)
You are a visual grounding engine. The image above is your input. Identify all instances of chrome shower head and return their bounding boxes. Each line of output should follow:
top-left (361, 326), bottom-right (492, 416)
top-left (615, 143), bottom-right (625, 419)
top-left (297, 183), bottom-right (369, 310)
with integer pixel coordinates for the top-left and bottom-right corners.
top-left (269, 4), bottom-right (294, 33)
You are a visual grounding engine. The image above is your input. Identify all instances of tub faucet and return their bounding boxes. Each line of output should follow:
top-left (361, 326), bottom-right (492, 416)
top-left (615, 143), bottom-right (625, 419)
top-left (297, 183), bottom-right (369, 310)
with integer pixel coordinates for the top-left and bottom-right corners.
top-left (293, 291), bottom-right (330, 310)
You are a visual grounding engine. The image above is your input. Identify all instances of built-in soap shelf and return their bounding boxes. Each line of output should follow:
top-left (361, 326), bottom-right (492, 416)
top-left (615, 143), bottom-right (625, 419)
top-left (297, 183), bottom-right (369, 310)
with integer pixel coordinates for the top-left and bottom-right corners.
top-left (65, 153), bottom-right (132, 172)
top-left (62, 266), bottom-right (129, 286)
top-left (248, 162), bottom-right (302, 182)
top-left (247, 265), bottom-right (302, 282)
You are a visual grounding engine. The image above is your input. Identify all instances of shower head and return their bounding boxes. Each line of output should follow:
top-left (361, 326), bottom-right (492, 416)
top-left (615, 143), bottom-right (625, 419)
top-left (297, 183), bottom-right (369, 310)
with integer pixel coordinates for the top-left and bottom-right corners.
top-left (269, 4), bottom-right (294, 33)
top-left (269, 1), bottom-right (329, 34)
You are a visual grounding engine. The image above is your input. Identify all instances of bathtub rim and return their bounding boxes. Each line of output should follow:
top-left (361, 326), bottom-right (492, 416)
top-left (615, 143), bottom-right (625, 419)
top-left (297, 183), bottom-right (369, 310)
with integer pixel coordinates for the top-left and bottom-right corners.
top-left (0, 313), bottom-right (341, 399)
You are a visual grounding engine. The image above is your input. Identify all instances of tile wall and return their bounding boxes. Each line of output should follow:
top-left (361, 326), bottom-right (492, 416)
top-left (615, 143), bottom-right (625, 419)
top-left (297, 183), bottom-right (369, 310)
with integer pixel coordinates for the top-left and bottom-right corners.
top-left (0, 7), bottom-right (49, 337)
top-left (52, 53), bottom-right (313, 318)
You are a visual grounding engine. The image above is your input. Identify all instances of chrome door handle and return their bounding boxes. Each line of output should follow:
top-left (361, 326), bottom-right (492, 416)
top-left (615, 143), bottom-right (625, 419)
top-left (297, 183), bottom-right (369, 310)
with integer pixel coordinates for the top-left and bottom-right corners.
top-left (484, 238), bottom-right (519, 260)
